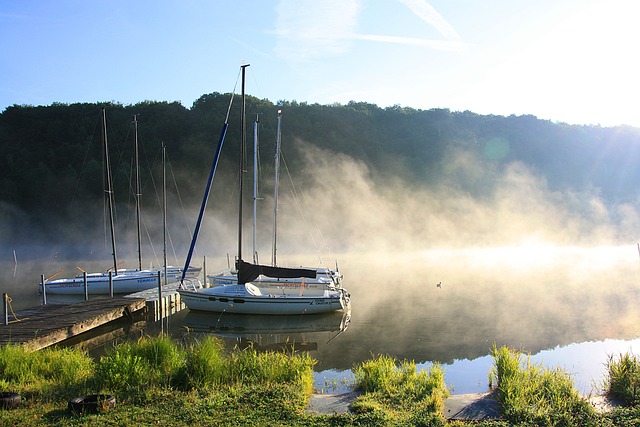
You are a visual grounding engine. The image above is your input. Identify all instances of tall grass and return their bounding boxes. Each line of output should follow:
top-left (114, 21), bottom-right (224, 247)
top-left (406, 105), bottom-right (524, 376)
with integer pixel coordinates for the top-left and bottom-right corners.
top-left (491, 345), bottom-right (596, 426)
top-left (0, 344), bottom-right (94, 399)
top-left (606, 352), bottom-right (640, 405)
top-left (175, 336), bottom-right (315, 394)
top-left (0, 345), bottom-right (94, 389)
top-left (351, 354), bottom-right (448, 425)
top-left (8, 339), bottom-right (640, 425)
top-left (175, 336), bottom-right (228, 389)
top-left (229, 347), bottom-right (315, 393)
top-left (96, 335), bottom-right (185, 400)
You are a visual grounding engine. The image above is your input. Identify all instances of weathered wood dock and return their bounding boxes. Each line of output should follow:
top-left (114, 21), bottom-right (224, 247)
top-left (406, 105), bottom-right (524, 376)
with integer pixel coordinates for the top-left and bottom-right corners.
top-left (126, 282), bottom-right (186, 322)
top-left (0, 297), bottom-right (146, 351)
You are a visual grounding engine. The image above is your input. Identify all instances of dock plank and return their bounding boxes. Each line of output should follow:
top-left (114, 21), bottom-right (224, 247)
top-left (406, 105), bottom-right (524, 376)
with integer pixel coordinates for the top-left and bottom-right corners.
top-left (0, 297), bottom-right (146, 351)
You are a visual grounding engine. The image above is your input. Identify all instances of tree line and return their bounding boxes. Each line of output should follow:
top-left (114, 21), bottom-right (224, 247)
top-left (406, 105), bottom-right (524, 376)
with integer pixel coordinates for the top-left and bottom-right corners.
top-left (2, 94), bottom-right (640, 241)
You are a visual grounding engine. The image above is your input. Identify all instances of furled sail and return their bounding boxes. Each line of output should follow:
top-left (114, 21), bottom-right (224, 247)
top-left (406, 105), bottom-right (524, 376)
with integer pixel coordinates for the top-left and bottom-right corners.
top-left (237, 259), bottom-right (317, 284)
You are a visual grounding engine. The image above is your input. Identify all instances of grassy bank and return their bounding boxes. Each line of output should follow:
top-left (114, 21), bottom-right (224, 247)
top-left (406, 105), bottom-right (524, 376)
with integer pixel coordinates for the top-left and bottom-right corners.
top-left (1, 338), bottom-right (640, 426)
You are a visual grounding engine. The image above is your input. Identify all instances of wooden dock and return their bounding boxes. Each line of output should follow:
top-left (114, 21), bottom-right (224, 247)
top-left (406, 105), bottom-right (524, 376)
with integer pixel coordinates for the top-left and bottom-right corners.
top-left (0, 297), bottom-right (146, 351)
top-left (126, 282), bottom-right (186, 322)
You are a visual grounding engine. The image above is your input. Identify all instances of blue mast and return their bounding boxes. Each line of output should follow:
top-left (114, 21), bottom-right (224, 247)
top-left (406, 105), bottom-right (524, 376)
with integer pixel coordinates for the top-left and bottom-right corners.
top-left (179, 67), bottom-right (246, 286)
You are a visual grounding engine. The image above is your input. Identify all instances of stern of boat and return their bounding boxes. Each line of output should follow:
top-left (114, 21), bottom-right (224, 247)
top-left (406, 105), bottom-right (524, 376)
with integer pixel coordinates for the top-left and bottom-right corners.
top-left (339, 288), bottom-right (351, 311)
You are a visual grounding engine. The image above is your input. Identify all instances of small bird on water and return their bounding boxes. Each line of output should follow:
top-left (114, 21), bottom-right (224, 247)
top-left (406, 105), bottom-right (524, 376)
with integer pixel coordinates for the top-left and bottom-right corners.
top-left (436, 282), bottom-right (441, 288)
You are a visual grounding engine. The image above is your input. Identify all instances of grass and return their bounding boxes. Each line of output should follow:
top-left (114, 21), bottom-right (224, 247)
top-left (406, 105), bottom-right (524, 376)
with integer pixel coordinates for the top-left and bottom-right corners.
top-left (3, 339), bottom-right (640, 425)
top-left (95, 335), bottom-right (185, 401)
top-left (0, 344), bottom-right (94, 401)
top-left (0, 336), bottom-right (321, 426)
top-left (606, 352), bottom-right (640, 406)
top-left (350, 354), bottom-right (449, 426)
top-left (489, 345), bottom-right (598, 426)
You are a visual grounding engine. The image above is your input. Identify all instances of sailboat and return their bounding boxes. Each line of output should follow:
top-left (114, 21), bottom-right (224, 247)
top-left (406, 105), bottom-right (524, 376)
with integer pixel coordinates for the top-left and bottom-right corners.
top-left (43, 110), bottom-right (198, 295)
top-left (178, 65), bottom-right (350, 315)
top-left (208, 110), bottom-right (343, 293)
top-left (122, 116), bottom-right (201, 283)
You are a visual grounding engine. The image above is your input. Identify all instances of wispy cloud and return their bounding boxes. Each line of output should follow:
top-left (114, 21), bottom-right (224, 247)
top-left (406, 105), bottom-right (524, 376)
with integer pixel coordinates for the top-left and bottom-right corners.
top-left (274, 0), bottom-right (463, 62)
top-left (274, 0), bottom-right (361, 62)
top-left (397, 0), bottom-right (461, 40)
top-left (355, 34), bottom-right (466, 51)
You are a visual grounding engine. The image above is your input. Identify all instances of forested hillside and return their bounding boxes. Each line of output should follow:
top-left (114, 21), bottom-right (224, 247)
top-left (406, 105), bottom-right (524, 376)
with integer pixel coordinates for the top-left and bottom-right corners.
top-left (2, 95), bottom-right (640, 255)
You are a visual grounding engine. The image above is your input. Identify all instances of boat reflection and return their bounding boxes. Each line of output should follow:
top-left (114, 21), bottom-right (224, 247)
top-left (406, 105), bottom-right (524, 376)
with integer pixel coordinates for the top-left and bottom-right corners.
top-left (183, 310), bottom-right (351, 353)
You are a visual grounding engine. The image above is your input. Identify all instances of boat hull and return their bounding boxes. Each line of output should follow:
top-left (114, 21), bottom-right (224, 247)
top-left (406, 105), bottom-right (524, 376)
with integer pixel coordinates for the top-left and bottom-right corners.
top-left (43, 265), bottom-right (201, 295)
top-left (178, 284), bottom-right (349, 315)
top-left (44, 274), bottom-right (160, 295)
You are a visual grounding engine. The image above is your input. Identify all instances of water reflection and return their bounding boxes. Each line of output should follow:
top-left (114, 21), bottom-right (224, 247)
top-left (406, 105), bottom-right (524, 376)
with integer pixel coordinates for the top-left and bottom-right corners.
top-left (2, 245), bottom-right (640, 395)
top-left (331, 247), bottom-right (640, 366)
top-left (184, 310), bottom-right (350, 355)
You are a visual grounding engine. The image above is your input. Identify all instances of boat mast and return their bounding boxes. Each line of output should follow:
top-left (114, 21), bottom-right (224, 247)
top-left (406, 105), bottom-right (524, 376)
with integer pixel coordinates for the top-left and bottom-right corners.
top-left (253, 114), bottom-right (259, 264)
top-left (162, 142), bottom-right (167, 286)
top-left (272, 109), bottom-right (282, 267)
top-left (179, 71), bottom-right (238, 286)
top-left (102, 108), bottom-right (118, 275)
top-left (133, 114), bottom-right (142, 271)
top-left (237, 64), bottom-right (249, 264)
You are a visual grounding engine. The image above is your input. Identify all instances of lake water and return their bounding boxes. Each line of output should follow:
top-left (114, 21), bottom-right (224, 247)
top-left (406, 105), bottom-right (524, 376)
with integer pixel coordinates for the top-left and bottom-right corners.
top-left (2, 245), bottom-right (640, 396)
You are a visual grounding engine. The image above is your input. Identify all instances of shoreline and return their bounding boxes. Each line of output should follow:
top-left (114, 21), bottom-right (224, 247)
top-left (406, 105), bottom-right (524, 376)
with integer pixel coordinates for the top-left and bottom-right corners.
top-left (307, 390), bottom-right (624, 420)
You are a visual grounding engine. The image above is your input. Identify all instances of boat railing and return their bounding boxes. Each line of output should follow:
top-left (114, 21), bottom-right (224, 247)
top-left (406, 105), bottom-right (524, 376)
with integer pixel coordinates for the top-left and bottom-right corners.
top-left (182, 278), bottom-right (203, 291)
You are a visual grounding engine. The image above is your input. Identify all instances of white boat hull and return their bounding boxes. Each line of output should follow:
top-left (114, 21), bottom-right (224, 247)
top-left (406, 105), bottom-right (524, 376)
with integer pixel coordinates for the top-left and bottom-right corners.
top-left (44, 274), bottom-right (160, 295)
top-left (178, 283), bottom-right (349, 315)
top-left (44, 265), bottom-right (201, 295)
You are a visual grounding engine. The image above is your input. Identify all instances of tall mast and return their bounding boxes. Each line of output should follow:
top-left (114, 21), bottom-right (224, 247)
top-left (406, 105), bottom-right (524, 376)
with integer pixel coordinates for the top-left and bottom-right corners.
top-left (272, 109), bottom-right (282, 267)
top-left (162, 142), bottom-right (167, 286)
top-left (179, 72), bottom-right (237, 286)
top-left (102, 108), bottom-right (118, 275)
top-left (133, 114), bottom-right (142, 270)
top-left (237, 64), bottom-right (249, 264)
top-left (253, 114), bottom-right (259, 264)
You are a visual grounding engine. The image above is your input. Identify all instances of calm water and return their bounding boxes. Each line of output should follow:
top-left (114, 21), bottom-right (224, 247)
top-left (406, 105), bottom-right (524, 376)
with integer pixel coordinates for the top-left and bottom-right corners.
top-left (2, 245), bottom-right (640, 395)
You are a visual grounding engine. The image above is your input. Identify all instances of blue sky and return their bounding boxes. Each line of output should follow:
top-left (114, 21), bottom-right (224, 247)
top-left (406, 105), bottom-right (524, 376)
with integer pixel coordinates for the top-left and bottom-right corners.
top-left (2, 0), bottom-right (639, 127)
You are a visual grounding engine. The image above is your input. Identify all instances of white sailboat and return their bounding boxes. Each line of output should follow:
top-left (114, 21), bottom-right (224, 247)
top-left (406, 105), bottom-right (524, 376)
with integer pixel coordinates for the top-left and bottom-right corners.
top-left (44, 111), bottom-right (199, 295)
top-left (178, 65), bottom-right (350, 315)
top-left (208, 109), bottom-right (343, 293)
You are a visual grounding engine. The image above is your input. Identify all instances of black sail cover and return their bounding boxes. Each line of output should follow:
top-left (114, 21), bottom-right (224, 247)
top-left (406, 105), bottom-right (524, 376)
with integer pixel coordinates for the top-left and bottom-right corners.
top-left (237, 259), bottom-right (317, 284)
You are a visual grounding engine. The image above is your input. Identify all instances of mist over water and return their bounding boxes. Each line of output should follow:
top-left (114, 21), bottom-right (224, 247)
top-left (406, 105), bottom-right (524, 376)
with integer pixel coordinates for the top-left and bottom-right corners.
top-left (334, 247), bottom-right (640, 362)
top-left (2, 143), bottom-right (640, 394)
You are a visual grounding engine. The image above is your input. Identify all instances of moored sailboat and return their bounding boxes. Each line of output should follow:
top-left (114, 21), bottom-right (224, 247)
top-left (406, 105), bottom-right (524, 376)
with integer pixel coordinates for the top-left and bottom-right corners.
top-left (207, 109), bottom-right (343, 293)
top-left (43, 110), bottom-right (200, 295)
top-left (178, 65), bottom-right (350, 315)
